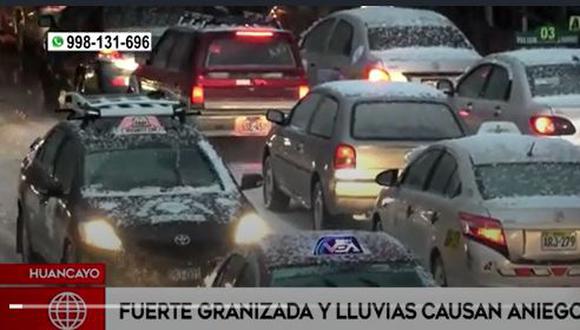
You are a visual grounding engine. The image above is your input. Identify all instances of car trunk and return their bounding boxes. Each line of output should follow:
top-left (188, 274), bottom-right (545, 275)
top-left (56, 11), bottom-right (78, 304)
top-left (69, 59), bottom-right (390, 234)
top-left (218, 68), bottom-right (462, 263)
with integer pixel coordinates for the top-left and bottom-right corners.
top-left (355, 140), bottom-right (428, 175)
top-left (485, 197), bottom-right (580, 263)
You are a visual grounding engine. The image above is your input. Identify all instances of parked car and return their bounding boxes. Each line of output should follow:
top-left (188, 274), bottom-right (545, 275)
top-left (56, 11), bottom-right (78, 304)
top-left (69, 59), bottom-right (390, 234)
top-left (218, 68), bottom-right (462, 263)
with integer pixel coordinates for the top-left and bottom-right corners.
top-left (372, 128), bottom-right (580, 287)
top-left (132, 12), bottom-right (308, 137)
top-left (262, 81), bottom-right (467, 229)
top-left (299, 6), bottom-right (481, 86)
top-left (208, 231), bottom-right (435, 287)
top-left (440, 48), bottom-right (580, 145)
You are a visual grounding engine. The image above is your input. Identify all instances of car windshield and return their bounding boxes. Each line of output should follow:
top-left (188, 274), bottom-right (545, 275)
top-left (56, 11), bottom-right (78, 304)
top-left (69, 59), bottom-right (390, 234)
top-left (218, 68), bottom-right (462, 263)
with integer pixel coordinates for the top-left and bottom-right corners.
top-left (474, 162), bottom-right (580, 199)
top-left (367, 26), bottom-right (472, 50)
top-left (271, 263), bottom-right (429, 287)
top-left (84, 143), bottom-right (222, 191)
top-left (352, 101), bottom-right (463, 140)
top-left (205, 36), bottom-right (296, 67)
top-left (526, 63), bottom-right (580, 97)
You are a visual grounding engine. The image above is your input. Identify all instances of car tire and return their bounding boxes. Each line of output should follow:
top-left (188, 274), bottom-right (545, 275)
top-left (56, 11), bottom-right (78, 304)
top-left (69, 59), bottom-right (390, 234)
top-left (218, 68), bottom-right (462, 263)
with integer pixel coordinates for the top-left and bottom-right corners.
top-left (312, 181), bottom-right (333, 230)
top-left (431, 255), bottom-right (448, 287)
top-left (263, 156), bottom-right (289, 211)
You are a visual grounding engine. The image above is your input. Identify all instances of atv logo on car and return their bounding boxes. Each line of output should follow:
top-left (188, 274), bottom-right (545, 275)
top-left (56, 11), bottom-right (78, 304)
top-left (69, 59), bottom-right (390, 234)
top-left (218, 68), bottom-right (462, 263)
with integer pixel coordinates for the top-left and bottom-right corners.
top-left (313, 235), bottom-right (365, 255)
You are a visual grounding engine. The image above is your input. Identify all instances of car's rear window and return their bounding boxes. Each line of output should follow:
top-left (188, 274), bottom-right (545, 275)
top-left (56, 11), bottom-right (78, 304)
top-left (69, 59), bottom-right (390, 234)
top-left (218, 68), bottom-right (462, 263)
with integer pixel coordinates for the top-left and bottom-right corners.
top-left (367, 25), bottom-right (472, 50)
top-left (526, 63), bottom-right (580, 97)
top-left (205, 35), bottom-right (296, 67)
top-left (475, 162), bottom-right (580, 199)
top-left (351, 101), bottom-right (463, 140)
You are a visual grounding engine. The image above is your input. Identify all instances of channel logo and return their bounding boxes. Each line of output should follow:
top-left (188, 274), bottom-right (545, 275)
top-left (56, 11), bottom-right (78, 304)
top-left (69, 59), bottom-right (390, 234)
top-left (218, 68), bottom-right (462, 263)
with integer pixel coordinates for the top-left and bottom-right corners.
top-left (48, 292), bottom-right (87, 330)
top-left (313, 235), bottom-right (365, 255)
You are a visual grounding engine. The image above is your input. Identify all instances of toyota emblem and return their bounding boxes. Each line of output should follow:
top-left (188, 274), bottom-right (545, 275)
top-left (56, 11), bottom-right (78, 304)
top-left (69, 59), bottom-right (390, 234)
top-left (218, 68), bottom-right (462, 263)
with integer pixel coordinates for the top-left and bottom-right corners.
top-left (174, 234), bottom-right (191, 246)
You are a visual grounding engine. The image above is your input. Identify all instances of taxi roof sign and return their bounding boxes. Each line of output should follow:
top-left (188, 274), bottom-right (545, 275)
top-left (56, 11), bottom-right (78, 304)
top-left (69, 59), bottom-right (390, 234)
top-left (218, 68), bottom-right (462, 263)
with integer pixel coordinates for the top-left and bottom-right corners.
top-left (115, 116), bottom-right (167, 135)
top-left (516, 24), bottom-right (579, 47)
top-left (313, 235), bottom-right (366, 256)
top-left (569, 15), bottom-right (580, 32)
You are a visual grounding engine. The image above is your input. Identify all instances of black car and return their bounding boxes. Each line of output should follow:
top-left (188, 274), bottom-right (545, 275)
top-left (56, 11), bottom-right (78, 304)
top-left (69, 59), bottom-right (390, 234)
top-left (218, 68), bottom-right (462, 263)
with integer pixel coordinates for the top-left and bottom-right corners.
top-left (209, 230), bottom-right (436, 287)
top-left (16, 93), bottom-right (263, 286)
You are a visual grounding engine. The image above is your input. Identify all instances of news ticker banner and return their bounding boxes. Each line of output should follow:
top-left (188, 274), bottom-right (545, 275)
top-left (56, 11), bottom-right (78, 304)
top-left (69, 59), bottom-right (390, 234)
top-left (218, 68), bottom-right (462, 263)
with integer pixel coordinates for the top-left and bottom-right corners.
top-left (1, 264), bottom-right (580, 330)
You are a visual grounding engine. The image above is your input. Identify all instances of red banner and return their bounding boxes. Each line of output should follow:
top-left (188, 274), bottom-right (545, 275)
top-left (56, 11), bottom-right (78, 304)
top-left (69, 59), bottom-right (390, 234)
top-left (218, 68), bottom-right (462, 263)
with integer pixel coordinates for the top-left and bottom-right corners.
top-left (0, 264), bottom-right (105, 285)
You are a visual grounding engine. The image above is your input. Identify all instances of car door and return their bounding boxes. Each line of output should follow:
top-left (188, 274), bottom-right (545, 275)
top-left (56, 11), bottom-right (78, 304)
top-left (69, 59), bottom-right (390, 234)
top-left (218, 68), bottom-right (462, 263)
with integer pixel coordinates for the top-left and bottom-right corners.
top-left (138, 30), bottom-right (177, 93)
top-left (272, 93), bottom-right (321, 199)
top-left (303, 95), bottom-right (339, 204)
top-left (453, 64), bottom-right (494, 133)
top-left (478, 64), bottom-right (513, 123)
top-left (25, 128), bottom-right (66, 258)
top-left (316, 19), bottom-right (356, 83)
top-left (161, 31), bottom-right (196, 103)
top-left (300, 18), bottom-right (335, 86)
top-left (392, 149), bottom-right (443, 256)
top-left (43, 136), bottom-right (79, 262)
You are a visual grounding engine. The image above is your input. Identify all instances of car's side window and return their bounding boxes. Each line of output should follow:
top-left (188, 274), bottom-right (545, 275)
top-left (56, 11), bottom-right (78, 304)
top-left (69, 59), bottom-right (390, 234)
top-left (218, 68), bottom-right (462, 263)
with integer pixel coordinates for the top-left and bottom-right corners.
top-left (482, 65), bottom-right (511, 101)
top-left (426, 152), bottom-right (459, 197)
top-left (167, 33), bottom-right (194, 72)
top-left (302, 18), bottom-right (335, 53)
top-left (214, 255), bottom-right (246, 287)
top-left (151, 31), bottom-right (177, 69)
top-left (456, 65), bottom-right (493, 98)
top-left (289, 94), bottom-right (322, 131)
top-left (36, 129), bottom-right (66, 175)
top-left (53, 138), bottom-right (79, 194)
top-left (401, 150), bottom-right (442, 190)
top-left (308, 96), bottom-right (338, 138)
top-left (327, 20), bottom-right (354, 56)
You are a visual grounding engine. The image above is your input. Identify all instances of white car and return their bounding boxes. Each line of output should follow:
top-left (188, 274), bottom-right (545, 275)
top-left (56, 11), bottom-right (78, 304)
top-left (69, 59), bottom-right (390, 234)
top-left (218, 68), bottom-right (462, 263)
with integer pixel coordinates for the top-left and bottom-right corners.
top-left (371, 129), bottom-right (580, 287)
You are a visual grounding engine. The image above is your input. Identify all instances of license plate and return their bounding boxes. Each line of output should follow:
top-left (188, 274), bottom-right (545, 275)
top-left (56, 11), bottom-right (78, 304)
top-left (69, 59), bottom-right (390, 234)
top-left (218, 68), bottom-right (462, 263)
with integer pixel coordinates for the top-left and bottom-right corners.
top-left (167, 267), bottom-right (201, 282)
top-left (541, 231), bottom-right (577, 251)
top-left (234, 116), bottom-right (271, 135)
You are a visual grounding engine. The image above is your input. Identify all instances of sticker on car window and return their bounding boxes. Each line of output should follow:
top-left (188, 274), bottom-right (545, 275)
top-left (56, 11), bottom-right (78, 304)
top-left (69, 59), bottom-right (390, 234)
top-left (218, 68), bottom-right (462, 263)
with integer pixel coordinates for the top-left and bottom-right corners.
top-left (115, 116), bottom-right (166, 135)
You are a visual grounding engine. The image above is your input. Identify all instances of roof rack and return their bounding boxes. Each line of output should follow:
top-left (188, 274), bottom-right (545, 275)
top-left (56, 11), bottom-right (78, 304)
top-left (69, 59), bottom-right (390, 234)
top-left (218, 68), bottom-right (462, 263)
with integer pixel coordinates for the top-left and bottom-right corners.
top-left (58, 92), bottom-right (190, 124)
top-left (177, 10), bottom-right (282, 30)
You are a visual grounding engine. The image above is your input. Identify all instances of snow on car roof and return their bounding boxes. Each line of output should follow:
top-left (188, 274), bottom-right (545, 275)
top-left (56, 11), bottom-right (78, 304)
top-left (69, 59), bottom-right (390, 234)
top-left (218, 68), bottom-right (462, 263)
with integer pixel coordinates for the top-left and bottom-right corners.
top-left (443, 134), bottom-right (580, 165)
top-left (498, 48), bottom-right (580, 66)
top-left (258, 230), bottom-right (413, 269)
top-left (336, 6), bottom-right (451, 27)
top-left (319, 81), bottom-right (446, 100)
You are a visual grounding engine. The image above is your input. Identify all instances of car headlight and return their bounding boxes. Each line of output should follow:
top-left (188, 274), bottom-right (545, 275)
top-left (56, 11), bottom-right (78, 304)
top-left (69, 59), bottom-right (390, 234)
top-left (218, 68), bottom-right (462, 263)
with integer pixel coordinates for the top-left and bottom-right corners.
top-left (235, 213), bottom-right (270, 245)
top-left (79, 219), bottom-right (123, 251)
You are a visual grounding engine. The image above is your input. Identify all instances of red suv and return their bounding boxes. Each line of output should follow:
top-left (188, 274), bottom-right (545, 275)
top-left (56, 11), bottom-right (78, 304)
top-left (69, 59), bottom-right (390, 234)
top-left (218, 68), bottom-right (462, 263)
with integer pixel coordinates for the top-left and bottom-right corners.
top-left (132, 17), bottom-right (308, 137)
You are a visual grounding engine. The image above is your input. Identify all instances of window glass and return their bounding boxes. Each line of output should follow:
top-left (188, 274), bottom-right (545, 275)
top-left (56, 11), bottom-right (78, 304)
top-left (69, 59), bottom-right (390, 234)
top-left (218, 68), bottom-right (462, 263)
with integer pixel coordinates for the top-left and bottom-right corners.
top-left (151, 32), bottom-right (176, 68)
top-left (483, 66), bottom-right (510, 100)
top-left (309, 97), bottom-right (338, 138)
top-left (167, 33), bottom-right (194, 72)
top-left (401, 150), bottom-right (442, 190)
top-left (526, 64), bottom-right (580, 97)
top-left (427, 152), bottom-right (458, 196)
top-left (328, 20), bottom-right (354, 56)
top-left (302, 19), bottom-right (335, 52)
top-left (289, 94), bottom-right (321, 130)
top-left (235, 263), bottom-right (257, 287)
top-left (367, 25), bottom-right (473, 50)
top-left (457, 65), bottom-right (492, 98)
top-left (53, 139), bottom-right (78, 193)
top-left (214, 255), bottom-right (246, 287)
top-left (205, 36), bottom-right (295, 67)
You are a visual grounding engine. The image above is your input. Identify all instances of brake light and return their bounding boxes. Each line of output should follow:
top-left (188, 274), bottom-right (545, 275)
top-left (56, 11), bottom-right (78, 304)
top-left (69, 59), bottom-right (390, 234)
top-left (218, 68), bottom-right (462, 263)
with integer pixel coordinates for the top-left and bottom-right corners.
top-left (459, 212), bottom-right (508, 257)
top-left (98, 50), bottom-right (123, 60)
top-left (530, 115), bottom-right (576, 136)
top-left (298, 85), bottom-right (309, 99)
top-left (235, 30), bottom-right (274, 38)
top-left (191, 86), bottom-right (204, 104)
top-left (111, 76), bottom-right (128, 87)
top-left (334, 144), bottom-right (356, 169)
top-left (368, 68), bottom-right (390, 82)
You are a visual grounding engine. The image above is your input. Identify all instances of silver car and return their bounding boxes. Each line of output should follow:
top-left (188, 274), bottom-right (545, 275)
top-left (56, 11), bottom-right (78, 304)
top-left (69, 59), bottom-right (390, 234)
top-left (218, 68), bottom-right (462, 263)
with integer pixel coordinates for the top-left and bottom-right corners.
top-left (299, 6), bottom-right (481, 86)
top-left (372, 130), bottom-right (580, 287)
top-left (262, 80), bottom-right (466, 229)
top-left (441, 48), bottom-right (580, 144)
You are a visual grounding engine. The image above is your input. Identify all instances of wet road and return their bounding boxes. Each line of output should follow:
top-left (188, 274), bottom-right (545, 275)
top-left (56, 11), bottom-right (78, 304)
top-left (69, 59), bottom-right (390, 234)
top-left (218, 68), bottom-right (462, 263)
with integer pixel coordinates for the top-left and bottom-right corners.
top-left (0, 49), bottom-right (319, 262)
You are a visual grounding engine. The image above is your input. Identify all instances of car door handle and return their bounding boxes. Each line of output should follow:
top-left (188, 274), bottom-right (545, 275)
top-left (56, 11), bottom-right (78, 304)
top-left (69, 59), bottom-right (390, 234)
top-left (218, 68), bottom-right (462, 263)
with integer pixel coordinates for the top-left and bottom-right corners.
top-left (493, 106), bottom-right (502, 117)
top-left (406, 205), bottom-right (414, 217)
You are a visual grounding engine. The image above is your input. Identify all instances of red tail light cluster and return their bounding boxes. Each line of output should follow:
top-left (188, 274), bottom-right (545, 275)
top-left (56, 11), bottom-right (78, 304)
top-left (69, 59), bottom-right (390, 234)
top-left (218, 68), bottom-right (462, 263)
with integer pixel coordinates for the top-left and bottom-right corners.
top-left (459, 212), bottom-right (508, 258)
top-left (298, 85), bottom-right (309, 99)
top-left (334, 144), bottom-right (356, 169)
top-left (98, 50), bottom-right (123, 60)
top-left (529, 115), bottom-right (576, 136)
top-left (191, 86), bottom-right (204, 105)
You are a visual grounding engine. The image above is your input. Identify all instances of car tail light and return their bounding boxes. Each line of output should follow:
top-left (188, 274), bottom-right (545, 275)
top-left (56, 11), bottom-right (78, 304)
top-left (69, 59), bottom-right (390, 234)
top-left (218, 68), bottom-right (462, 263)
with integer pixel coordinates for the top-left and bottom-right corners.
top-left (235, 30), bottom-right (274, 38)
top-left (459, 212), bottom-right (508, 258)
top-left (98, 50), bottom-right (123, 60)
top-left (191, 86), bottom-right (204, 105)
top-left (334, 144), bottom-right (356, 169)
top-left (111, 76), bottom-right (128, 87)
top-left (530, 115), bottom-right (576, 136)
top-left (298, 85), bottom-right (309, 99)
top-left (368, 68), bottom-right (390, 82)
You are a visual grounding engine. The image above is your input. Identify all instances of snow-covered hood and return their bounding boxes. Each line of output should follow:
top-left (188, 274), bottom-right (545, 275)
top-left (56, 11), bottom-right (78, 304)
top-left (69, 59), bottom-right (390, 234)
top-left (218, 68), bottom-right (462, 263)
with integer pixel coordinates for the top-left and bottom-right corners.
top-left (371, 47), bottom-right (481, 74)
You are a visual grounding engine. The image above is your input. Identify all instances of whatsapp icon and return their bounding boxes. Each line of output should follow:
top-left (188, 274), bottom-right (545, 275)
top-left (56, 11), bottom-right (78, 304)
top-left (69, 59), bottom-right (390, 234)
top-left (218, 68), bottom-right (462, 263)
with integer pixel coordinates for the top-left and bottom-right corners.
top-left (51, 35), bottom-right (64, 48)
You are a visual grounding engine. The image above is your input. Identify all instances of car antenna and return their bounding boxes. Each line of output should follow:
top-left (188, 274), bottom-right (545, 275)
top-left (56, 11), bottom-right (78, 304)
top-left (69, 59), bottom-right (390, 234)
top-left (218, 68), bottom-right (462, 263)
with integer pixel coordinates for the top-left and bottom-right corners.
top-left (527, 142), bottom-right (536, 157)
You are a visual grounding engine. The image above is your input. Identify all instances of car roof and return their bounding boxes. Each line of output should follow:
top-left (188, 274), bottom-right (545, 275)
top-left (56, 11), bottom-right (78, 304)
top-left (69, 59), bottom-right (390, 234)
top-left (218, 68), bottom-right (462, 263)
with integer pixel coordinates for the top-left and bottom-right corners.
top-left (490, 48), bottom-right (580, 67)
top-left (331, 6), bottom-right (452, 28)
top-left (438, 134), bottom-right (580, 165)
top-left (255, 230), bottom-right (414, 269)
top-left (315, 81), bottom-right (447, 102)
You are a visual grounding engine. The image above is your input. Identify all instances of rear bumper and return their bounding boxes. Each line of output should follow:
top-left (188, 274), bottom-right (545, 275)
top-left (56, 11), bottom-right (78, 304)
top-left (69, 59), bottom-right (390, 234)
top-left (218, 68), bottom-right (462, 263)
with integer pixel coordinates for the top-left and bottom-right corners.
top-left (192, 107), bottom-right (292, 137)
top-left (327, 179), bottom-right (381, 215)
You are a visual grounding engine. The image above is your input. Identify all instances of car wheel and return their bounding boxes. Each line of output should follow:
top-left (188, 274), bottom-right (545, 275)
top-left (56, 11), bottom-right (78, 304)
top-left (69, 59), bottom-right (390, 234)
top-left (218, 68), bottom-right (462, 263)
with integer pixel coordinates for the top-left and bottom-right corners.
top-left (263, 156), bottom-right (289, 211)
top-left (312, 181), bottom-right (332, 230)
top-left (371, 215), bottom-right (383, 232)
top-left (432, 255), bottom-right (448, 287)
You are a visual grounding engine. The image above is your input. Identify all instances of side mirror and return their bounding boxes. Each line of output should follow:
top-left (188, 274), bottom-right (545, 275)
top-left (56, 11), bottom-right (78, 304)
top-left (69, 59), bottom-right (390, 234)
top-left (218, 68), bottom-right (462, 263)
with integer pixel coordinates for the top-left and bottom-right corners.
top-left (375, 169), bottom-right (399, 187)
top-left (27, 162), bottom-right (64, 196)
top-left (37, 14), bottom-right (55, 28)
top-left (29, 137), bottom-right (42, 150)
top-left (240, 173), bottom-right (263, 191)
top-left (266, 109), bottom-right (286, 125)
top-left (436, 79), bottom-right (454, 96)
